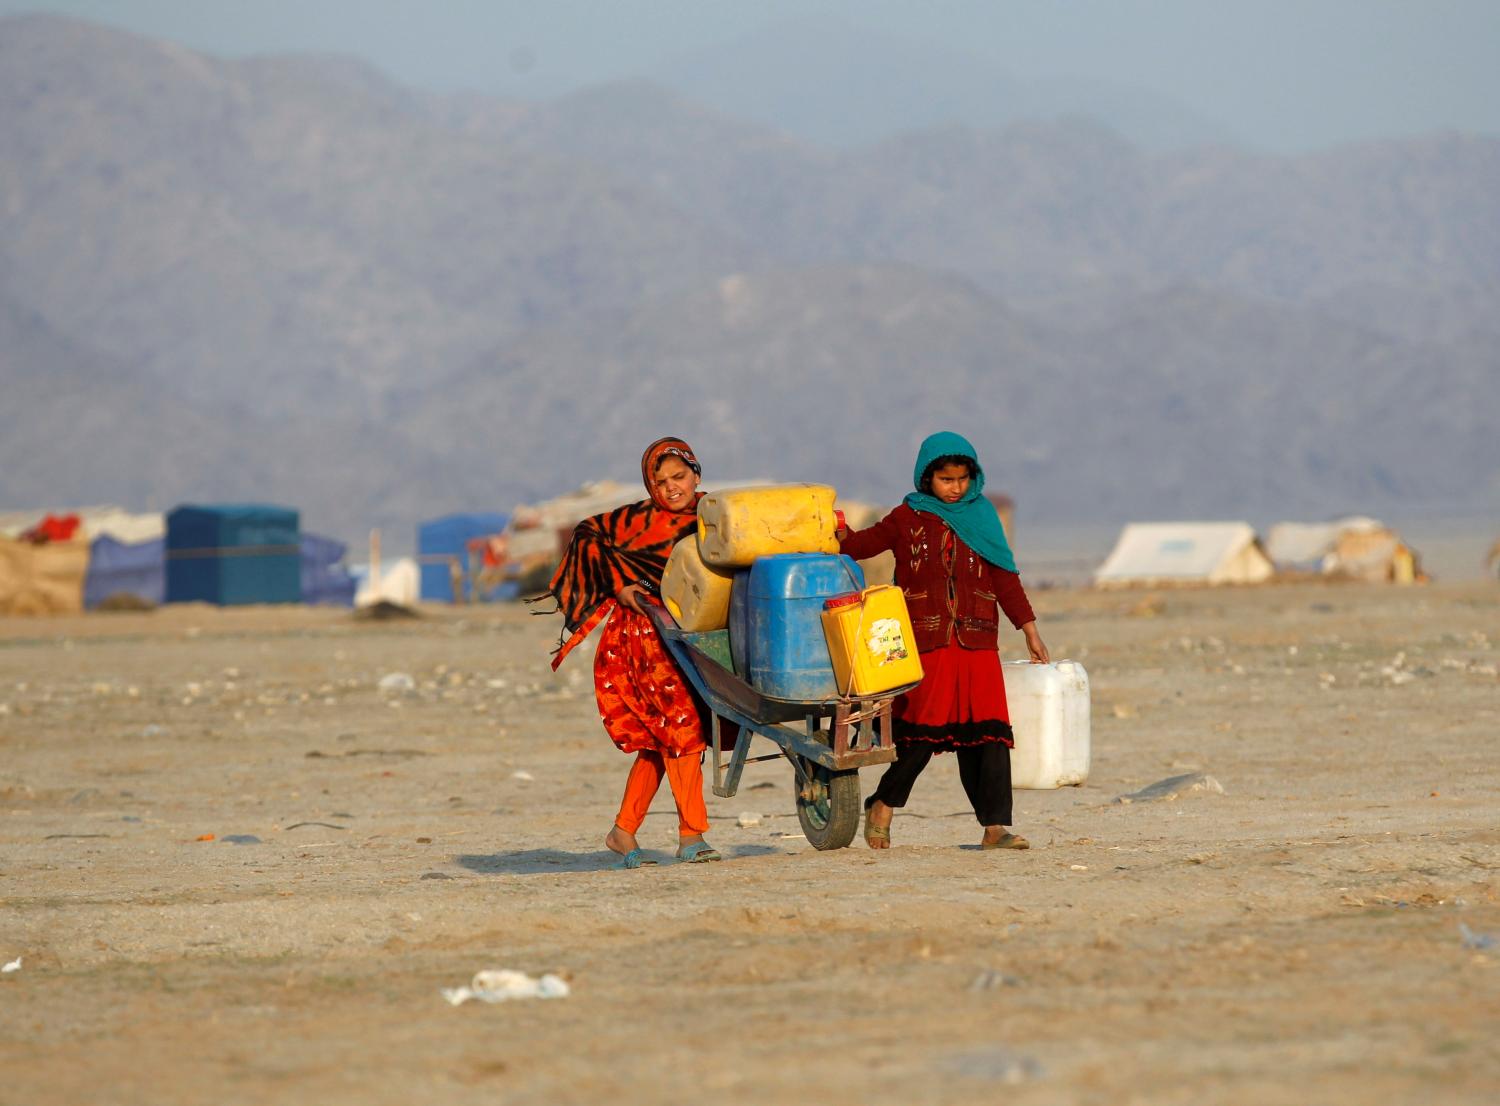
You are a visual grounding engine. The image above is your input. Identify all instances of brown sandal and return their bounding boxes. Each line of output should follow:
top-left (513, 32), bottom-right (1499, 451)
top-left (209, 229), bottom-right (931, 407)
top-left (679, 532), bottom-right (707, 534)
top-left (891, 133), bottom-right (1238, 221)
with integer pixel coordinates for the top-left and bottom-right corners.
top-left (864, 804), bottom-right (891, 848)
top-left (981, 832), bottom-right (1030, 851)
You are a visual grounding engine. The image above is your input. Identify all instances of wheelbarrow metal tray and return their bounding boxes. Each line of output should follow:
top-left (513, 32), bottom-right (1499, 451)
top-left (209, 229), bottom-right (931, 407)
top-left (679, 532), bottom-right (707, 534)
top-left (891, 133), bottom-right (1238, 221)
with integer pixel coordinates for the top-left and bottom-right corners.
top-left (670, 625), bottom-right (917, 717)
top-left (660, 623), bottom-right (908, 772)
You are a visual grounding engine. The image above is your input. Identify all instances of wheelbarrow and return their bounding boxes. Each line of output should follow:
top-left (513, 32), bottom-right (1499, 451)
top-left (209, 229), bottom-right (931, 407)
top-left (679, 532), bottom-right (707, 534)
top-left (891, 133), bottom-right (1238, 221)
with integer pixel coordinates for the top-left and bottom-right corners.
top-left (644, 601), bottom-right (917, 849)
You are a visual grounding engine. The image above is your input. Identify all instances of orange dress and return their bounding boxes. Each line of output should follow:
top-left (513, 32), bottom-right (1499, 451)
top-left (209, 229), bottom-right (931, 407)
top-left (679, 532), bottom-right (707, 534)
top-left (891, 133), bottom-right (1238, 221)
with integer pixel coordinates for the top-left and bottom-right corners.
top-left (592, 603), bottom-right (705, 758)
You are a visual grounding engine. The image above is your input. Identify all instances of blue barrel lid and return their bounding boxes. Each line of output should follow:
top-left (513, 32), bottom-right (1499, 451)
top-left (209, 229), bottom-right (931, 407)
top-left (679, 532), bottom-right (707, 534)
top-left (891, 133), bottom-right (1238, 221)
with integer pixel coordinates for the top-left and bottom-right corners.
top-left (747, 553), bottom-right (864, 599)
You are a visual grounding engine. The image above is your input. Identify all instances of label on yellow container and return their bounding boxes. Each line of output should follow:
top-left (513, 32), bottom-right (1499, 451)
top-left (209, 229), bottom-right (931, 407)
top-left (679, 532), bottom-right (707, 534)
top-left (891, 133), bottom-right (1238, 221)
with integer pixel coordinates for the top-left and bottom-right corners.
top-left (865, 618), bottom-right (910, 665)
top-left (822, 584), bottom-right (924, 697)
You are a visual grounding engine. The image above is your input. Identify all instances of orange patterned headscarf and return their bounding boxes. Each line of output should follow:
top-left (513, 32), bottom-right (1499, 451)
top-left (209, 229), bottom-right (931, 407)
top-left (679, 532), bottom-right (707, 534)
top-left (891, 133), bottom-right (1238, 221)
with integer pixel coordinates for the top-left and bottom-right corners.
top-left (640, 436), bottom-right (701, 510)
top-left (537, 437), bottom-right (703, 668)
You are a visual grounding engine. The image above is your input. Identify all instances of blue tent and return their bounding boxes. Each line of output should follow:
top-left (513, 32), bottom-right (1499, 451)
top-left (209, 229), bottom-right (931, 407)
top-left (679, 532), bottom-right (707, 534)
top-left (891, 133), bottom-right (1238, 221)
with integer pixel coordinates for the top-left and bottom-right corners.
top-left (165, 504), bottom-right (300, 605)
top-left (84, 535), bottom-right (165, 608)
top-left (417, 512), bottom-right (508, 602)
top-left (301, 532), bottom-right (357, 607)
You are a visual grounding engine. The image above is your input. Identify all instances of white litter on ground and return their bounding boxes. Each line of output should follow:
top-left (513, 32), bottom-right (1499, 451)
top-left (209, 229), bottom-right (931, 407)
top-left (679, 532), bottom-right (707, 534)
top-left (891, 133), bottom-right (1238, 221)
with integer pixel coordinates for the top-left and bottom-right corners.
top-left (441, 969), bottom-right (569, 1006)
top-left (737, 812), bottom-right (762, 827)
top-left (510, 770), bottom-right (535, 781)
top-left (1459, 922), bottom-right (1497, 951)
top-left (2, 957), bottom-right (21, 973)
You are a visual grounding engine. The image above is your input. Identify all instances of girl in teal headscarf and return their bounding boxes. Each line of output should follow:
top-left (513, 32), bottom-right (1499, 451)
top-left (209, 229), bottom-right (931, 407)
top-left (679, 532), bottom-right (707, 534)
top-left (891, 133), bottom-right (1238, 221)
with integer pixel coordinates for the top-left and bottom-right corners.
top-left (839, 431), bottom-right (1049, 851)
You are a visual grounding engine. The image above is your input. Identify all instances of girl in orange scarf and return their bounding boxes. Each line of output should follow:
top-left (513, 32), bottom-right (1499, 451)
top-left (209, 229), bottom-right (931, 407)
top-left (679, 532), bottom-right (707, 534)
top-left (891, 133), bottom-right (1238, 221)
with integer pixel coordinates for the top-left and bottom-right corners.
top-left (539, 437), bottom-right (719, 868)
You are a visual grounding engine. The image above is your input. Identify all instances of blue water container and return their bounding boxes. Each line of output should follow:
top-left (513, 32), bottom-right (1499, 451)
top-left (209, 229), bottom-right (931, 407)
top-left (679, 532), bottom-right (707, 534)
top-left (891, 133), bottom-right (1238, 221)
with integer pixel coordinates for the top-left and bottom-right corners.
top-left (728, 570), bottom-right (751, 676)
top-left (745, 553), bottom-right (865, 701)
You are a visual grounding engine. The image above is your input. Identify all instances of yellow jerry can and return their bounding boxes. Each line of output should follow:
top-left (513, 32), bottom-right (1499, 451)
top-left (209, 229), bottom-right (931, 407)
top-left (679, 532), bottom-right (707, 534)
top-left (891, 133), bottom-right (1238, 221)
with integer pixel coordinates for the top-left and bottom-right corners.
top-left (820, 584), bottom-right (924, 697)
top-left (696, 484), bottom-right (840, 568)
top-left (660, 535), bottom-right (735, 631)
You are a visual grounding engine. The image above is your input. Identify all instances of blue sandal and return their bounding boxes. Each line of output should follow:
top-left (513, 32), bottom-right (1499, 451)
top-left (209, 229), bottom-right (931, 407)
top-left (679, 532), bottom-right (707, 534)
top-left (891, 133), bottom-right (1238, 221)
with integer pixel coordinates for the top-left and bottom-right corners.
top-left (676, 841), bottom-right (721, 863)
top-left (613, 848), bottom-right (658, 869)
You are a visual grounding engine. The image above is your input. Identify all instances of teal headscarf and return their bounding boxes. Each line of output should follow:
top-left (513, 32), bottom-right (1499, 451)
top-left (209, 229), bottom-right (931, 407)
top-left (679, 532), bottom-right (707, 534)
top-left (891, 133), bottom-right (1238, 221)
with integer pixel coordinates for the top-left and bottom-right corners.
top-left (903, 431), bottom-right (1017, 573)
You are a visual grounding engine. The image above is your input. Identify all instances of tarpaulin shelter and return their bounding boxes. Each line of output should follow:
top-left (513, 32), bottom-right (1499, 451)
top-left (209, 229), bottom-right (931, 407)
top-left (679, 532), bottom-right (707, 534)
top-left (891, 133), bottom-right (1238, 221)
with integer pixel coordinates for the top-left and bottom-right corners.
top-left (301, 533), bottom-right (356, 607)
top-left (499, 478), bottom-right (771, 592)
top-left (1267, 517), bottom-right (1422, 583)
top-left (0, 537), bottom-right (90, 615)
top-left (1094, 522), bottom-right (1274, 587)
top-left (84, 536), bottom-right (165, 608)
top-left (418, 513), bottom-right (508, 602)
top-left (0, 506), bottom-right (163, 544)
top-left (165, 504), bottom-right (300, 606)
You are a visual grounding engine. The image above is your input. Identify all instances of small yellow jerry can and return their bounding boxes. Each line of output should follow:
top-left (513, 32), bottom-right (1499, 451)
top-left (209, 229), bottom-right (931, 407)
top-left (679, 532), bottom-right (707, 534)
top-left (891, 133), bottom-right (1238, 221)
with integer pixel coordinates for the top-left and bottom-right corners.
top-left (820, 584), bottom-right (924, 696)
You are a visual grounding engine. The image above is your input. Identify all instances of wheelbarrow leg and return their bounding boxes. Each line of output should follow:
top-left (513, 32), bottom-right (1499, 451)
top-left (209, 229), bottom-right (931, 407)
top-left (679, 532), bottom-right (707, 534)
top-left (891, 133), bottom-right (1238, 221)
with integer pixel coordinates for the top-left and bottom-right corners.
top-left (711, 714), bottom-right (723, 794)
top-left (712, 714), bottom-right (755, 799)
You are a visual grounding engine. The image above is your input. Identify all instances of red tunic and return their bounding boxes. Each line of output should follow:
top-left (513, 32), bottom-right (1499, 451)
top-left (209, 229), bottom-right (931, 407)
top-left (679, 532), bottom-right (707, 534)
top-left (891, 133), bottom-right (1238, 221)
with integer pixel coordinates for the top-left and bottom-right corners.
top-left (840, 503), bottom-right (1034, 652)
top-left (842, 517), bottom-right (1037, 751)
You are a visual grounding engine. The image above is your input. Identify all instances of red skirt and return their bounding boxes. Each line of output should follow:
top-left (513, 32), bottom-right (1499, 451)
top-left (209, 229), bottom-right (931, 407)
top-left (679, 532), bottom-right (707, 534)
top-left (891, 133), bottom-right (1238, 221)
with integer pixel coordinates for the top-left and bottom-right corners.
top-left (893, 641), bottom-right (1013, 750)
top-left (592, 603), bottom-right (706, 758)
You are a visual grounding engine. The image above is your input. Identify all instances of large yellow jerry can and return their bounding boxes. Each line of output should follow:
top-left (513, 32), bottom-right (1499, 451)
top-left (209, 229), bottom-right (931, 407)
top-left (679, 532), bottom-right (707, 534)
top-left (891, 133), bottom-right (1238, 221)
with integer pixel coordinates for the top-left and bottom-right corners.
top-left (697, 484), bottom-right (840, 568)
top-left (820, 584), bottom-right (924, 696)
top-left (660, 535), bottom-right (736, 631)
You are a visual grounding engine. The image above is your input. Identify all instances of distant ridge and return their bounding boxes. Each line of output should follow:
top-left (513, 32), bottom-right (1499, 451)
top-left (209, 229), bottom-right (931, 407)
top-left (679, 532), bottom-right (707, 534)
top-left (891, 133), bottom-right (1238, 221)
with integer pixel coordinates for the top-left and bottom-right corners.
top-left (1, 15), bottom-right (1495, 543)
top-left (647, 16), bottom-right (1238, 151)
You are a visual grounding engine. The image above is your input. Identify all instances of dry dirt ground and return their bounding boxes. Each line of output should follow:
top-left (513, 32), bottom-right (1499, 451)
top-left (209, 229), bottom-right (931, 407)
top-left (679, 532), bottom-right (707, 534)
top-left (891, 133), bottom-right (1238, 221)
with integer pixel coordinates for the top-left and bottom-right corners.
top-left (2, 582), bottom-right (1498, 1105)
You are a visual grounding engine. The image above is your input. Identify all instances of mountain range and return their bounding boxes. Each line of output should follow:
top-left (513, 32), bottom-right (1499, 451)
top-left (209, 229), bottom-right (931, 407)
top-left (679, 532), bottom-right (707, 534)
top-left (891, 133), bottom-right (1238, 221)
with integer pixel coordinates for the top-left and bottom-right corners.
top-left (1, 14), bottom-right (1496, 549)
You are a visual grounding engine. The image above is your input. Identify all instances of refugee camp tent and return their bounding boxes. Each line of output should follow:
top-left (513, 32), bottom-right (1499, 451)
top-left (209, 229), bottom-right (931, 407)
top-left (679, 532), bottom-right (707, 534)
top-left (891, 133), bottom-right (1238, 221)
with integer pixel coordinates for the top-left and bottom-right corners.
top-left (1094, 522), bottom-right (1274, 587)
top-left (1266, 516), bottom-right (1420, 581)
top-left (165, 504), bottom-right (300, 605)
top-left (1329, 527), bottom-right (1422, 584)
top-left (501, 481), bottom-right (638, 583)
top-left (301, 533), bottom-right (357, 607)
top-left (499, 478), bottom-right (773, 592)
top-left (1266, 518), bottom-right (1380, 572)
top-left (84, 536), bottom-right (165, 608)
top-left (417, 513), bottom-right (509, 602)
top-left (80, 508), bottom-right (163, 544)
top-left (0, 536), bottom-right (90, 615)
top-left (0, 506), bottom-right (162, 544)
top-left (353, 557), bottom-right (419, 607)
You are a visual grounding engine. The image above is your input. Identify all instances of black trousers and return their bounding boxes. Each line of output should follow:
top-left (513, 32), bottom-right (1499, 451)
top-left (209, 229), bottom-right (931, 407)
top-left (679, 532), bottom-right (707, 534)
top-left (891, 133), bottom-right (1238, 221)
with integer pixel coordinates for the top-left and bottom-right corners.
top-left (867, 741), bottom-right (1013, 826)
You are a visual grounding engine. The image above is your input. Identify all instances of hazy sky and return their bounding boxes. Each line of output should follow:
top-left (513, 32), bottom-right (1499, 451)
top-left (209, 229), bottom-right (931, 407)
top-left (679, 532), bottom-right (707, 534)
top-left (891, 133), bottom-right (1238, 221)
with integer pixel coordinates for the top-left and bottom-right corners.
top-left (3, 1), bottom-right (1497, 150)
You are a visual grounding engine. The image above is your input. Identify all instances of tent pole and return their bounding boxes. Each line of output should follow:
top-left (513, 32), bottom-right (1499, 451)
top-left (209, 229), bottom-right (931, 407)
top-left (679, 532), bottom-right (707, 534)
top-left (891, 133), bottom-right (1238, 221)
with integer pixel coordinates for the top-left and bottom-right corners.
top-left (369, 528), bottom-right (381, 600)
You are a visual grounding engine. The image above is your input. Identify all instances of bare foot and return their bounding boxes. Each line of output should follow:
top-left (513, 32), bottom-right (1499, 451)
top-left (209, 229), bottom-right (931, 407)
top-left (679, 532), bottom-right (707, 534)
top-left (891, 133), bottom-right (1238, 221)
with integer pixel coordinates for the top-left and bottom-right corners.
top-left (604, 824), bottom-right (638, 857)
top-left (865, 800), bottom-right (893, 849)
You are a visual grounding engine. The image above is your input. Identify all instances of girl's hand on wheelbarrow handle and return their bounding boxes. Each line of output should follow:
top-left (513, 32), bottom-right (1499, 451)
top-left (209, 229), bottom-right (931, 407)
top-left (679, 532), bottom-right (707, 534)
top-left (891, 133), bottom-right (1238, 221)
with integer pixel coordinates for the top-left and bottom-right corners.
top-left (615, 581), bottom-right (661, 616)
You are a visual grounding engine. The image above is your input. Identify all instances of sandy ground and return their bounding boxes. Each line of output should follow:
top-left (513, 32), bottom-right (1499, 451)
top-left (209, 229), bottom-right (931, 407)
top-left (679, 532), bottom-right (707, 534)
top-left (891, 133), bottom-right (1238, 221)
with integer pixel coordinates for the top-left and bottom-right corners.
top-left (2, 582), bottom-right (1498, 1105)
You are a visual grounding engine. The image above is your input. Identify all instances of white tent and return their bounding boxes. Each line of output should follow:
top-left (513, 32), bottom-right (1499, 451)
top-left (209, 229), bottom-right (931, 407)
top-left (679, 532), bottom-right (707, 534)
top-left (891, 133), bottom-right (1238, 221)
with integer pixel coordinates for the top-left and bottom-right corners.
top-left (352, 557), bottom-right (419, 607)
top-left (1094, 522), bottom-right (1274, 587)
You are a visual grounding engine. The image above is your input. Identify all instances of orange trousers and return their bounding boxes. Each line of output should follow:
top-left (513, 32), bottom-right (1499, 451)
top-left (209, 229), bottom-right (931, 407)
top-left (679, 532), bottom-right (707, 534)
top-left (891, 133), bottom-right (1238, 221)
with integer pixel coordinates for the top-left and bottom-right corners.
top-left (615, 750), bottom-right (709, 837)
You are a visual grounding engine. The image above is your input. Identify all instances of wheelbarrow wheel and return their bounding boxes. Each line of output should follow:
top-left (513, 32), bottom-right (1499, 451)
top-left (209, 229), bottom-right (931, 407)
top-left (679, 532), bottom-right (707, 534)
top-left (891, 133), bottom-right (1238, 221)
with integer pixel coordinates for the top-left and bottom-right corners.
top-left (793, 757), bottom-right (861, 850)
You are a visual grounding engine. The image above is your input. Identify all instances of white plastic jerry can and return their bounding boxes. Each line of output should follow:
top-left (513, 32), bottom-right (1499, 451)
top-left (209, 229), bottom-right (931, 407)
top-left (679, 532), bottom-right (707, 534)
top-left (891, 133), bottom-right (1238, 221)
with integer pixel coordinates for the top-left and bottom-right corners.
top-left (1002, 660), bottom-right (1091, 789)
